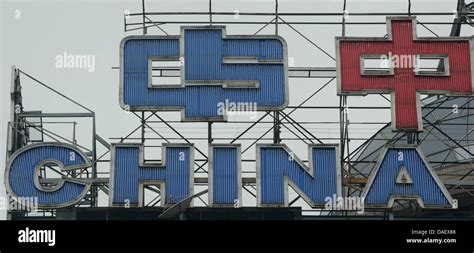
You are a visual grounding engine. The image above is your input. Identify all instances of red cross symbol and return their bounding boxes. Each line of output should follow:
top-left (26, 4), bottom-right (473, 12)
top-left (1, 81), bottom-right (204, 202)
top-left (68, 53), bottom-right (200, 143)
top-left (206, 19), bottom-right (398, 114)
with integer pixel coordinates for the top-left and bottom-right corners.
top-left (336, 17), bottom-right (473, 131)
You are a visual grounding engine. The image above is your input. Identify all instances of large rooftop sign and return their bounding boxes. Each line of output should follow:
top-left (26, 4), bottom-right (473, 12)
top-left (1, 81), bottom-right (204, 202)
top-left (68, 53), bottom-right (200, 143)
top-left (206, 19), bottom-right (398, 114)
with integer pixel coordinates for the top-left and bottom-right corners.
top-left (5, 17), bottom-right (472, 210)
top-left (120, 26), bottom-right (288, 121)
top-left (336, 16), bottom-right (473, 131)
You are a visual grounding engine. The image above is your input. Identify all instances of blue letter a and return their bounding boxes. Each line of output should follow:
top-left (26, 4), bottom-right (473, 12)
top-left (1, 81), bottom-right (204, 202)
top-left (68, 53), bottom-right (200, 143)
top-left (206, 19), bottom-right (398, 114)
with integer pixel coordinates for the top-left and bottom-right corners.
top-left (362, 146), bottom-right (455, 209)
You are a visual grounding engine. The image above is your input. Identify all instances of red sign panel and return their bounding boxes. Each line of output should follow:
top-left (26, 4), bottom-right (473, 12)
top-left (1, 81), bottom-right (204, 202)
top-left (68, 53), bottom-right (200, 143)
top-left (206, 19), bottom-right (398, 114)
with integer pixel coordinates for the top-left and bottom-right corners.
top-left (336, 17), bottom-right (473, 131)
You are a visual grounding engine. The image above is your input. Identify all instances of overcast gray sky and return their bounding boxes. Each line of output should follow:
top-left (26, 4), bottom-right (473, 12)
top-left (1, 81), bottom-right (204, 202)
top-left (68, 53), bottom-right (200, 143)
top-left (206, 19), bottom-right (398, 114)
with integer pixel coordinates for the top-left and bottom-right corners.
top-left (1, 0), bottom-right (470, 220)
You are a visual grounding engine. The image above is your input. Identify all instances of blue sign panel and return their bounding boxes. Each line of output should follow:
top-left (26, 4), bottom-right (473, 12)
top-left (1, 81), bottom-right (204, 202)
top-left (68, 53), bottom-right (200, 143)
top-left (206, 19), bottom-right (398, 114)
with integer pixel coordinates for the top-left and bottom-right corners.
top-left (110, 143), bottom-right (194, 206)
top-left (120, 26), bottom-right (288, 121)
top-left (209, 144), bottom-right (242, 207)
top-left (257, 144), bottom-right (341, 207)
top-left (5, 143), bottom-right (91, 208)
top-left (362, 146), bottom-right (455, 208)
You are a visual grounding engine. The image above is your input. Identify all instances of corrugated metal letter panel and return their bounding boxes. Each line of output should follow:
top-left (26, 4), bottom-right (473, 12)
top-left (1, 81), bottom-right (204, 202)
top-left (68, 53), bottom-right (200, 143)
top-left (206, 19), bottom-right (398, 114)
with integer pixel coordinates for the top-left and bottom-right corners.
top-left (212, 147), bottom-right (238, 205)
top-left (122, 28), bottom-right (287, 119)
top-left (365, 148), bottom-right (450, 206)
top-left (338, 19), bottom-right (472, 130)
top-left (259, 146), bottom-right (338, 206)
top-left (113, 146), bottom-right (191, 205)
top-left (8, 145), bottom-right (88, 206)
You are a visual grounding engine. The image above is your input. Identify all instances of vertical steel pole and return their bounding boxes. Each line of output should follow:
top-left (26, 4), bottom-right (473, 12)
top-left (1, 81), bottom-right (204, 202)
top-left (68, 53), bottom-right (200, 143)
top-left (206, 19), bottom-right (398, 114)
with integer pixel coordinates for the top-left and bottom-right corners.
top-left (92, 113), bottom-right (97, 206)
top-left (141, 112), bottom-right (146, 144)
top-left (273, 0), bottom-right (281, 144)
top-left (208, 0), bottom-right (213, 145)
top-left (275, 0), bottom-right (279, 34)
top-left (142, 0), bottom-right (147, 34)
top-left (208, 122), bottom-right (213, 144)
top-left (408, 0), bottom-right (412, 16)
top-left (209, 0), bottom-right (212, 26)
top-left (340, 1), bottom-right (350, 197)
top-left (340, 96), bottom-right (351, 197)
top-left (342, 0), bottom-right (347, 36)
top-left (449, 0), bottom-right (465, 37)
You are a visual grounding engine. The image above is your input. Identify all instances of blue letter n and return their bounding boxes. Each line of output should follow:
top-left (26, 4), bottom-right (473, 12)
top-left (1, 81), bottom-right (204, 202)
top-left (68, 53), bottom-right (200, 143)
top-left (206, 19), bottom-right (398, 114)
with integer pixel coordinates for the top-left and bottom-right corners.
top-left (257, 144), bottom-right (341, 207)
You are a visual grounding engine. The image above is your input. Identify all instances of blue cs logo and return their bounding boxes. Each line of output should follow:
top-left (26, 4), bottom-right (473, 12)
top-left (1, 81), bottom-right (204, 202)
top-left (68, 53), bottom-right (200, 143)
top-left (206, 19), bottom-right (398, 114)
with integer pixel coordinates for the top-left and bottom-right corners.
top-left (120, 26), bottom-right (288, 121)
